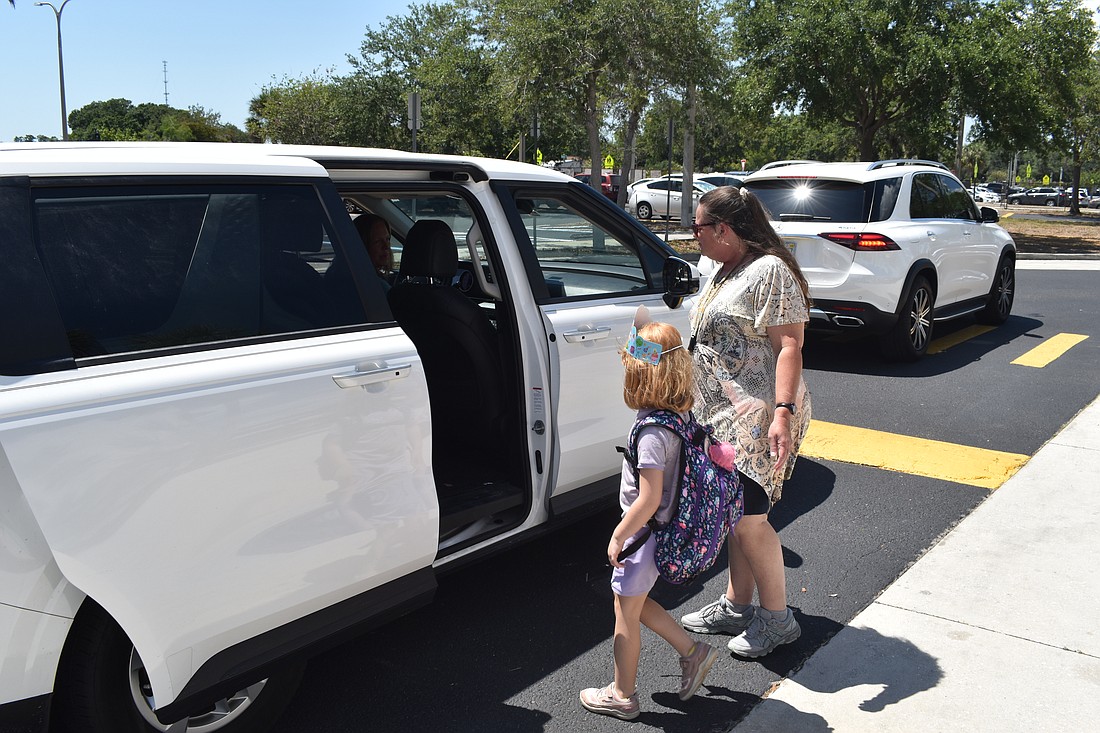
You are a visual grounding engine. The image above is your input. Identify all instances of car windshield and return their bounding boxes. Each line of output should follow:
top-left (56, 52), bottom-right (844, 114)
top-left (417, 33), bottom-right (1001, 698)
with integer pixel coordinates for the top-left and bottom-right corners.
top-left (745, 177), bottom-right (901, 223)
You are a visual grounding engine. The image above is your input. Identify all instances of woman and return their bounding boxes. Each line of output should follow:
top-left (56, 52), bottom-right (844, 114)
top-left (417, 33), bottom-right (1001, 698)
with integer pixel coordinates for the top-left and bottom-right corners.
top-left (680, 186), bottom-right (813, 658)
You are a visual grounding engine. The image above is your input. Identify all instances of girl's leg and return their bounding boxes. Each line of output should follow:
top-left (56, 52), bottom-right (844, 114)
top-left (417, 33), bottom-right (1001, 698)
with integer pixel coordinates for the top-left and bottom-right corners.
top-left (640, 597), bottom-right (695, 657)
top-left (612, 593), bottom-right (647, 698)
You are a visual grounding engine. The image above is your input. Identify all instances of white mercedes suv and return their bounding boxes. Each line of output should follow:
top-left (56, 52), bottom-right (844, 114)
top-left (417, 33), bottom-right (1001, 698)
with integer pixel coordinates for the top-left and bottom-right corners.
top-left (741, 160), bottom-right (1016, 361)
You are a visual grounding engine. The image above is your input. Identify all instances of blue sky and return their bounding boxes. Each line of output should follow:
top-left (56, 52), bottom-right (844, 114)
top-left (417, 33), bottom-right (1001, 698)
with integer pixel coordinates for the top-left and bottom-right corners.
top-left (0, 0), bottom-right (414, 141)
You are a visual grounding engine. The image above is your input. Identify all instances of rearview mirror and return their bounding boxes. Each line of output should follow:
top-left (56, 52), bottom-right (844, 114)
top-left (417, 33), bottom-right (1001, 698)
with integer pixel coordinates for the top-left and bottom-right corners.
top-left (980, 206), bottom-right (999, 223)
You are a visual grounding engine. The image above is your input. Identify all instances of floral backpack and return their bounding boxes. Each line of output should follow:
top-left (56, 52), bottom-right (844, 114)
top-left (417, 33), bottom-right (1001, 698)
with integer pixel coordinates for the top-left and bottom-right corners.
top-left (617, 410), bottom-right (743, 584)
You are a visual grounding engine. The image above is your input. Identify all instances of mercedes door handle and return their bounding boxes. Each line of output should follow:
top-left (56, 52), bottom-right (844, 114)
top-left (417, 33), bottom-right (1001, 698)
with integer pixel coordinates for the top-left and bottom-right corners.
top-left (333, 363), bottom-right (413, 388)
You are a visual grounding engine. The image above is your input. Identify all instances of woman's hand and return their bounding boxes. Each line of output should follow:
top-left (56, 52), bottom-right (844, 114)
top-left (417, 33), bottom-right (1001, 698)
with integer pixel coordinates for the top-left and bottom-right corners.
top-left (769, 410), bottom-right (793, 472)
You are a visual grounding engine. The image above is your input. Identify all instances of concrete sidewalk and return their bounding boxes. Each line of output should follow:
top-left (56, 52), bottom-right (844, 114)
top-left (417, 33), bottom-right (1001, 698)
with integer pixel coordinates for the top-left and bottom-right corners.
top-left (734, 395), bottom-right (1100, 732)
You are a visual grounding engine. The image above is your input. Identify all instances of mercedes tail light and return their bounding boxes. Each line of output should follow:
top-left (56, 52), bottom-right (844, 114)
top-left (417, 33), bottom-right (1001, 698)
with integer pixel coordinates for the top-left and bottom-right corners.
top-left (819, 232), bottom-right (900, 251)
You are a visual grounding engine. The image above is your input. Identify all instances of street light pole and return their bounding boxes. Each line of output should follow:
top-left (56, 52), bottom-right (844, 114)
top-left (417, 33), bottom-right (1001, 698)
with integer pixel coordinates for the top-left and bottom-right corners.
top-left (36, 0), bottom-right (72, 141)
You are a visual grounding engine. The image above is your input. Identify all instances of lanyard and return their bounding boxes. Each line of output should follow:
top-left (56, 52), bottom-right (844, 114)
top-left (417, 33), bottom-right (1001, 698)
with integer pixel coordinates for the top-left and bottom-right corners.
top-left (689, 266), bottom-right (737, 353)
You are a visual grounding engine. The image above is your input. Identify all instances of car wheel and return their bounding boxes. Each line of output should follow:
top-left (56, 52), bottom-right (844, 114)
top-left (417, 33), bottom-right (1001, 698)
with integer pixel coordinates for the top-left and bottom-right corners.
top-left (52, 603), bottom-right (305, 733)
top-left (636, 201), bottom-right (653, 220)
top-left (1045, 199), bottom-right (1055, 207)
top-left (879, 275), bottom-right (934, 362)
top-left (976, 255), bottom-right (1015, 326)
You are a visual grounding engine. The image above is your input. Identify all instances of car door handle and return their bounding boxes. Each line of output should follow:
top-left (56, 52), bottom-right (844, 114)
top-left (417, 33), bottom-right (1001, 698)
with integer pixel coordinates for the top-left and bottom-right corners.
top-left (562, 326), bottom-right (612, 343)
top-left (332, 363), bottom-right (413, 389)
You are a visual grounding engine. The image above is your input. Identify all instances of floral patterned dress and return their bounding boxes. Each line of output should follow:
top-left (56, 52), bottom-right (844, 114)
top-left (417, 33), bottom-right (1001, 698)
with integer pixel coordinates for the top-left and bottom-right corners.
top-left (690, 254), bottom-right (812, 502)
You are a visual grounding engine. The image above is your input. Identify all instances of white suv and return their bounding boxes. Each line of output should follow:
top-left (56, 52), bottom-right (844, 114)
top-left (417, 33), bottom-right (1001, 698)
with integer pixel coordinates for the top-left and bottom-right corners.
top-left (741, 159), bottom-right (1016, 360)
top-left (0, 142), bottom-right (699, 732)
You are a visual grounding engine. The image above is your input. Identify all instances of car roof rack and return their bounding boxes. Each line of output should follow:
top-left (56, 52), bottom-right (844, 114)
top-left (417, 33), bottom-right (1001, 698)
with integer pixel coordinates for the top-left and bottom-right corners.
top-left (868, 159), bottom-right (948, 171)
top-left (758, 160), bottom-right (824, 171)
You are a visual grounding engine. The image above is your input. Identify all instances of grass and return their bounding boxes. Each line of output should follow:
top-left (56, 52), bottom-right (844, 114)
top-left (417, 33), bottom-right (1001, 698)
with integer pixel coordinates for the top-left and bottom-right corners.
top-left (997, 210), bottom-right (1100, 253)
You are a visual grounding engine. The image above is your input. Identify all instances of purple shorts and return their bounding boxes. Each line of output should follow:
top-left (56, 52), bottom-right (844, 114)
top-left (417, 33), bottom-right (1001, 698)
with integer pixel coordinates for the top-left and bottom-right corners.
top-left (611, 528), bottom-right (658, 597)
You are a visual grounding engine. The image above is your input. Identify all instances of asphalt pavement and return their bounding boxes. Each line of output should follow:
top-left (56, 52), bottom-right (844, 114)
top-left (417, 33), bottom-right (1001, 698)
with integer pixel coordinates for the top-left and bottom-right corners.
top-left (731, 392), bottom-right (1100, 732)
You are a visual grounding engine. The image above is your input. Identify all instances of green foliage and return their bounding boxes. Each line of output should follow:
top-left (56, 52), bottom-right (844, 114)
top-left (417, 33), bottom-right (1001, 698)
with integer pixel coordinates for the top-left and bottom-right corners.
top-left (67, 98), bottom-right (247, 142)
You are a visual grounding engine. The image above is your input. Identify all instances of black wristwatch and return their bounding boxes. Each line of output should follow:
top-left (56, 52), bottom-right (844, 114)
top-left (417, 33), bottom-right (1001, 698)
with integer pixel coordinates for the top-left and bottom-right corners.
top-left (775, 402), bottom-right (797, 416)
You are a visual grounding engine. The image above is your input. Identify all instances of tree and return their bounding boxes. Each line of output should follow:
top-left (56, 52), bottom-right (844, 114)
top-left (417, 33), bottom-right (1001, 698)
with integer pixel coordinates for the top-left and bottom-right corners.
top-left (348, 1), bottom-right (511, 156)
top-left (476, 0), bottom-right (615, 178)
top-left (246, 73), bottom-right (344, 145)
top-left (730, 0), bottom-right (957, 160)
top-left (68, 98), bottom-right (247, 142)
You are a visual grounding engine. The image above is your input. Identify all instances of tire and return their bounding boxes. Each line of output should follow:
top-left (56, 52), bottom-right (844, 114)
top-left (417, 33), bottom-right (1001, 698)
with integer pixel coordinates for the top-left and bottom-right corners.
top-left (976, 255), bottom-right (1015, 325)
top-left (879, 275), bottom-right (934, 362)
top-left (636, 201), bottom-right (653, 220)
top-left (52, 603), bottom-right (305, 733)
top-left (1045, 198), bottom-right (1055, 207)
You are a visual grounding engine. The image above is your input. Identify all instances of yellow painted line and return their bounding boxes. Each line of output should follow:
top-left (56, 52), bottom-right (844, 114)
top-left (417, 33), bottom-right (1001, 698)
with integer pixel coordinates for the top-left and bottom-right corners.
top-left (999, 211), bottom-right (1015, 218)
top-left (927, 325), bottom-right (997, 354)
top-left (800, 420), bottom-right (1029, 489)
top-left (1011, 333), bottom-right (1089, 368)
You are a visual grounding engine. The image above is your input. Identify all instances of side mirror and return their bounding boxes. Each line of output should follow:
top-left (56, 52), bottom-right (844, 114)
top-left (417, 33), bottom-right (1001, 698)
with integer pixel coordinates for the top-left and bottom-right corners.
top-left (980, 206), bottom-right (999, 223)
top-left (662, 256), bottom-right (699, 309)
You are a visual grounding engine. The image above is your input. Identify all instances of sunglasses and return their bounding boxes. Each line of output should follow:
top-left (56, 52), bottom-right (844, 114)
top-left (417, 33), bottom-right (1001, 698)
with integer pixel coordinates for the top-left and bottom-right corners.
top-left (691, 220), bottom-right (719, 237)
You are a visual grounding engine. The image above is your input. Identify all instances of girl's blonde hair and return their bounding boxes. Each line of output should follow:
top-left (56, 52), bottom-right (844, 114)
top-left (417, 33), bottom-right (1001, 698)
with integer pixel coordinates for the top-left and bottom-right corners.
top-left (621, 321), bottom-right (694, 412)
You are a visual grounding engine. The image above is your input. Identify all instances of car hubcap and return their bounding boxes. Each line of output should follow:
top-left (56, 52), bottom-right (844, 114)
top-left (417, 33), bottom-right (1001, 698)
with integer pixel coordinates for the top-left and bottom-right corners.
top-left (130, 649), bottom-right (266, 732)
top-left (909, 287), bottom-right (932, 351)
top-left (995, 265), bottom-right (1015, 316)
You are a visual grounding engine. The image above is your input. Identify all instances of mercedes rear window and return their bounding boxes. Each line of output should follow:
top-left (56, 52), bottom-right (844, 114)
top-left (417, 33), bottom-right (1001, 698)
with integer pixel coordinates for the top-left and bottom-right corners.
top-left (745, 177), bottom-right (901, 223)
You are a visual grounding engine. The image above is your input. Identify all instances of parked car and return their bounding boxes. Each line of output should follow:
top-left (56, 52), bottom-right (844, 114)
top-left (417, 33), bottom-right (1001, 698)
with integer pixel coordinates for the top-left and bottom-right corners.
top-left (0, 142), bottom-right (700, 732)
top-left (576, 172), bottom-right (621, 200)
top-left (697, 173), bottom-right (745, 188)
top-left (1088, 195), bottom-right (1100, 209)
top-left (971, 187), bottom-right (1002, 203)
top-left (626, 176), bottom-right (716, 219)
top-left (740, 159), bottom-right (1016, 361)
top-left (1007, 186), bottom-right (1061, 206)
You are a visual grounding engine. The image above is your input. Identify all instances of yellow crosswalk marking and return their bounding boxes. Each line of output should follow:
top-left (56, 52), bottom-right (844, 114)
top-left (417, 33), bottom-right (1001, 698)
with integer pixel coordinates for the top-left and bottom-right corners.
top-left (1011, 333), bottom-right (1089, 368)
top-left (800, 420), bottom-right (1029, 489)
top-left (927, 325), bottom-right (997, 354)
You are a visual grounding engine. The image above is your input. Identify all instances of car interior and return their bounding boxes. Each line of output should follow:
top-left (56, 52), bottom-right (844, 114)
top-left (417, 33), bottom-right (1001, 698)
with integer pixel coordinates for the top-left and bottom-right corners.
top-left (337, 188), bottom-right (528, 556)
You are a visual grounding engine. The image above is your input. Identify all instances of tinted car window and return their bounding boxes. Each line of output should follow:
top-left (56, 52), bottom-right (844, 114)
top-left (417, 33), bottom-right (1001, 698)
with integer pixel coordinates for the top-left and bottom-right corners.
top-left (746, 178), bottom-right (900, 223)
top-left (909, 173), bottom-right (945, 219)
top-left (32, 184), bottom-right (374, 359)
top-left (938, 175), bottom-right (979, 220)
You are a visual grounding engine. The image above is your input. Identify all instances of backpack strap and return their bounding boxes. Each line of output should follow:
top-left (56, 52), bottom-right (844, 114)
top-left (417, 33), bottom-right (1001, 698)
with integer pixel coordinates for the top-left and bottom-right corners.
top-left (614, 410), bottom-right (687, 563)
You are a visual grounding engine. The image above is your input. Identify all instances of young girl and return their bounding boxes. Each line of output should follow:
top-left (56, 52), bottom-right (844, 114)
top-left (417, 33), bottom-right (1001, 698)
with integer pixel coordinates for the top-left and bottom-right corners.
top-left (579, 310), bottom-right (720, 721)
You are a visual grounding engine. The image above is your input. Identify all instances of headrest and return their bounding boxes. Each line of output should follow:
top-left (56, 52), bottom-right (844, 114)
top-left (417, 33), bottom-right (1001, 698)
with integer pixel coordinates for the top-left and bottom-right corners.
top-left (398, 220), bottom-right (457, 282)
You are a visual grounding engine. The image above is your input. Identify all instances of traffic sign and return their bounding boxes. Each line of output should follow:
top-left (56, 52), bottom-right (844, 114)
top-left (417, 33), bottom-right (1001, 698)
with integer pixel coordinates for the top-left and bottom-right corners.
top-left (603, 154), bottom-right (614, 170)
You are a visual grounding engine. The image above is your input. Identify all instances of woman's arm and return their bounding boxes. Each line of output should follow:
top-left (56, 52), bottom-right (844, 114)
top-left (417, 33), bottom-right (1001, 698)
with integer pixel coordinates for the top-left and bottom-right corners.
top-left (767, 321), bottom-right (805, 472)
top-left (608, 467), bottom-right (663, 567)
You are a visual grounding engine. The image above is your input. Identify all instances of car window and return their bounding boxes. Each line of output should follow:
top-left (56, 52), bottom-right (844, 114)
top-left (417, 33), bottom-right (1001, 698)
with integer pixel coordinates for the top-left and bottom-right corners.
top-left (909, 173), bottom-right (946, 219)
top-left (509, 195), bottom-right (652, 302)
top-left (746, 178), bottom-right (898, 222)
top-left (647, 180), bottom-right (674, 192)
top-left (381, 193), bottom-right (478, 273)
top-left (938, 175), bottom-right (979, 220)
top-left (31, 184), bottom-right (377, 360)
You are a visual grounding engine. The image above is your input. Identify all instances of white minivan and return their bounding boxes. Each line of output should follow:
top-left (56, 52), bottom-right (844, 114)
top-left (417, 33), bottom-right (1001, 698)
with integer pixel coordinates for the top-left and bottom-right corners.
top-left (0, 143), bottom-right (699, 732)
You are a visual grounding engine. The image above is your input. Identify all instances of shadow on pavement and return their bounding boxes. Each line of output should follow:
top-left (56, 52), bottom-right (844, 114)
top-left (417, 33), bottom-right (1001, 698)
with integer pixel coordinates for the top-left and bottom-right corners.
top-left (803, 314), bottom-right (1044, 378)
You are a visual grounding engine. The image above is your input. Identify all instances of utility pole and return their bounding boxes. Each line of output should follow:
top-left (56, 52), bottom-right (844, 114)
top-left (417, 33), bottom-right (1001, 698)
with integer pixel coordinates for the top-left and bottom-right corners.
top-left (163, 61), bottom-right (170, 105)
